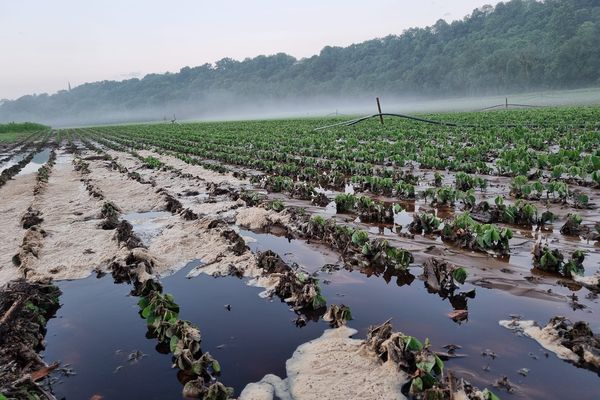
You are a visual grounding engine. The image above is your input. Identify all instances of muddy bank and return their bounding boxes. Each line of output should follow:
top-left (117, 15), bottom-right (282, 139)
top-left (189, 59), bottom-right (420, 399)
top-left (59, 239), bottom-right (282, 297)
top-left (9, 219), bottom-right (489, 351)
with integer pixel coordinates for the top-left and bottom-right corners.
top-left (500, 316), bottom-right (600, 374)
top-left (0, 280), bottom-right (61, 399)
top-left (0, 174), bottom-right (37, 286)
top-left (240, 326), bottom-right (407, 400)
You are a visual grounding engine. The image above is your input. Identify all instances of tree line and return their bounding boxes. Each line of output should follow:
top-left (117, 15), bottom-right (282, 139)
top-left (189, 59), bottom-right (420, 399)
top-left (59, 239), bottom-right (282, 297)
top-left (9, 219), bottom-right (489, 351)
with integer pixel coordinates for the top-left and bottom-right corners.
top-left (1, 0), bottom-right (599, 124)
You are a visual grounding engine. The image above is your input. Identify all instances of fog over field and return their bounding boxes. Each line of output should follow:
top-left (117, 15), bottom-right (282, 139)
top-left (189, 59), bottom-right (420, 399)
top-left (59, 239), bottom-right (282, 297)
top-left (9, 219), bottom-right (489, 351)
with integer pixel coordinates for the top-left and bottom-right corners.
top-left (1, 0), bottom-right (599, 126)
top-left (48, 87), bottom-right (600, 128)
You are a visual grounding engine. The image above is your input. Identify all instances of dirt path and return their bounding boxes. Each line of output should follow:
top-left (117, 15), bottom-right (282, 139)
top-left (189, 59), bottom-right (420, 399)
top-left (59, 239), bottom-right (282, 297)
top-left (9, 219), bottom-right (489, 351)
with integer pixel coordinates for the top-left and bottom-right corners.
top-left (0, 174), bottom-right (36, 286)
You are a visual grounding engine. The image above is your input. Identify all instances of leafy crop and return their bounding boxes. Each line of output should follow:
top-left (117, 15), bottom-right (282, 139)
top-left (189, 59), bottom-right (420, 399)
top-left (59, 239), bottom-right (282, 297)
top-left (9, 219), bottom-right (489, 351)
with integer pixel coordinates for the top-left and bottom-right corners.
top-left (143, 156), bottom-right (163, 169)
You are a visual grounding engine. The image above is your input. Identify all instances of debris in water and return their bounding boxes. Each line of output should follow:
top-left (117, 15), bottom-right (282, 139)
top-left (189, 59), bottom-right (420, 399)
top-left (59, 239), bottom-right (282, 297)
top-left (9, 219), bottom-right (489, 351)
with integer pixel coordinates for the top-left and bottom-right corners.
top-left (482, 349), bottom-right (497, 359)
top-left (448, 309), bottom-right (468, 322)
top-left (494, 376), bottom-right (514, 393)
top-left (499, 316), bottom-right (600, 373)
top-left (323, 304), bottom-right (353, 328)
top-left (127, 349), bottom-right (146, 363)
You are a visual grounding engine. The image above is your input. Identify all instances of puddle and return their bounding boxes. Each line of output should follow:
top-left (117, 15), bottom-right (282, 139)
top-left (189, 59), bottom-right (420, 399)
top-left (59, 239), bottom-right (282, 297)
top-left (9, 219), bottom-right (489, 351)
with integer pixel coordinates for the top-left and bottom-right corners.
top-left (122, 211), bottom-right (172, 246)
top-left (44, 263), bottom-right (327, 399)
top-left (241, 229), bottom-right (341, 272)
top-left (0, 152), bottom-right (26, 173)
top-left (16, 148), bottom-right (51, 176)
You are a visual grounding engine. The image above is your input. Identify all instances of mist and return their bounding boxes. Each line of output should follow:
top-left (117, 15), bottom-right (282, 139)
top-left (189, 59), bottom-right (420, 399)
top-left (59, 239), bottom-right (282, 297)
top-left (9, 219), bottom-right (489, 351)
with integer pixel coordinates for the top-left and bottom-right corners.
top-left (9, 87), bottom-right (594, 129)
top-left (1, 0), bottom-right (599, 127)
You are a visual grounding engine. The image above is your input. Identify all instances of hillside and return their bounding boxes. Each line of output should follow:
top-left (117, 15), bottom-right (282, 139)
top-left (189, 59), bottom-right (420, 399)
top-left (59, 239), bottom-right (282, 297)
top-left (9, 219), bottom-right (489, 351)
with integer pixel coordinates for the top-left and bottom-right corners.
top-left (1, 0), bottom-right (599, 125)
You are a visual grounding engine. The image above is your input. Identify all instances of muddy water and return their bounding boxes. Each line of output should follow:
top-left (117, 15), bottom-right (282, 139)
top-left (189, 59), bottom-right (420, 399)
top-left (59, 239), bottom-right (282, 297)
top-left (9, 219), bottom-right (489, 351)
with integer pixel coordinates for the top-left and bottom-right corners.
top-left (0, 152), bottom-right (26, 173)
top-left (241, 229), bottom-right (341, 271)
top-left (236, 231), bottom-right (600, 399)
top-left (43, 229), bottom-right (600, 399)
top-left (123, 211), bottom-right (172, 246)
top-left (43, 262), bottom-right (327, 399)
top-left (16, 148), bottom-right (51, 175)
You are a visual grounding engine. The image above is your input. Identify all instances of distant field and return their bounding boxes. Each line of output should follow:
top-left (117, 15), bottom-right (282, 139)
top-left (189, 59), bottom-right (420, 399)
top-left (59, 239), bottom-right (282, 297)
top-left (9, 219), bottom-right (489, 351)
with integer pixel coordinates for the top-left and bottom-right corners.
top-left (0, 122), bottom-right (49, 142)
top-left (1, 106), bottom-right (599, 399)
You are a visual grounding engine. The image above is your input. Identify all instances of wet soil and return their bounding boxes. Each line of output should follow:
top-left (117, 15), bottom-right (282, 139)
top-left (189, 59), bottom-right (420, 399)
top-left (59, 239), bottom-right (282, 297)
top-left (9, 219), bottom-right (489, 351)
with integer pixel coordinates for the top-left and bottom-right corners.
top-left (1, 144), bottom-right (599, 399)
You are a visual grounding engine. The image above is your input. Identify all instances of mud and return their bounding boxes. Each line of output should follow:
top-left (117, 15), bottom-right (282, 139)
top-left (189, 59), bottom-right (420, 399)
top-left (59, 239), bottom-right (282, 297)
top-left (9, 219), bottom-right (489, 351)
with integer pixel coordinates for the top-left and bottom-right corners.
top-left (23, 152), bottom-right (118, 283)
top-left (0, 280), bottom-right (61, 398)
top-left (0, 174), bottom-right (37, 286)
top-left (136, 149), bottom-right (249, 186)
top-left (236, 207), bottom-right (290, 231)
top-left (239, 326), bottom-right (408, 400)
top-left (500, 316), bottom-right (600, 373)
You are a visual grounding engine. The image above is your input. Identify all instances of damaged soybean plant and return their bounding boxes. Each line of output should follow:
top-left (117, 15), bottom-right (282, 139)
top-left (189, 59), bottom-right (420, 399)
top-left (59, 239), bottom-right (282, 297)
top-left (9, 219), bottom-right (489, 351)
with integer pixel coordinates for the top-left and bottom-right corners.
top-left (256, 250), bottom-right (327, 316)
top-left (365, 320), bottom-right (500, 399)
top-left (296, 215), bottom-right (414, 271)
top-left (136, 280), bottom-right (233, 399)
top-left (0, 281), bottom-right (61, 400)
top-left (532, 241), bottom-right (585, 279)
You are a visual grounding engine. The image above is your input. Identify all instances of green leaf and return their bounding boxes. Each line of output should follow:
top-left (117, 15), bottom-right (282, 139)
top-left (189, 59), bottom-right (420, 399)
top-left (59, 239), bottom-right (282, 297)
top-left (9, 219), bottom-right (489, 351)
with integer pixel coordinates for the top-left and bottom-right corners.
top-left (410, 377), bottom-right (423, 393)
top-left (416, 358), bottom-right (435, 374)
top-left (482, 229), bottom-right (493, 247)
top-left (482, 389), bottom-right (501, 400)
top-left (361, 243), bottom-right (371, 255)
top-left (404, 336), bottom-right (423, 351)
top-left (433, 354), bottom-right (444, 375)
top-left (165, 293), bottom-right (175, 303)
top-left (138, 297), bottom-right (149, 309)
top-left (312, 293), bottom-right (326, 309)
top-left (191, 360), bottom-right (203, 375)
top-left (141, 305), bottom-right (153, 319)
top-left (212, 360), bottom-right (221, 374)
top-left (452, 267), bottom-right (468, 284)
top-left (491, 228), bottom-right (500, 243)
top-left (169, 336), bottom-right (179, 353)
top-left (351, 230), bottom-right (368, 246)
top-left (146, 314), bottom-right (156, 326)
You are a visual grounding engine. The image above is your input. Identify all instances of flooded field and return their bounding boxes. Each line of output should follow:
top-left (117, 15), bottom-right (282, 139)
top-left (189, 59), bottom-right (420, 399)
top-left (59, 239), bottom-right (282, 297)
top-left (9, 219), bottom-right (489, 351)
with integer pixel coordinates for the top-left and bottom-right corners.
top-left (1, 110), bottom-right (599, 399)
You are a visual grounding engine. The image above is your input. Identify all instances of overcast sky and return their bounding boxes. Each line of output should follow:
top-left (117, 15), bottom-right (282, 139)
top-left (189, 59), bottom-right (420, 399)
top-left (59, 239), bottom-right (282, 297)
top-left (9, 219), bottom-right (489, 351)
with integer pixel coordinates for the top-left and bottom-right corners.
top-left (0, 0), bottom-right (501, 100)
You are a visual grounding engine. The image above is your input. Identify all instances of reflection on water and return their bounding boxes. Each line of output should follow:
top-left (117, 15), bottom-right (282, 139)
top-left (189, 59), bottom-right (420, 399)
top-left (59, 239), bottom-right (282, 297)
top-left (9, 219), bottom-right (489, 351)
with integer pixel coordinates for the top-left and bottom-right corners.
top-left (44, 263), bottom-right (327, 399)
top-left (0, 153), bottom-right (26, 173)
top-left (17, 148), bottom-right (51, 176)
top-left (43, 229), bottom-right (600, 400)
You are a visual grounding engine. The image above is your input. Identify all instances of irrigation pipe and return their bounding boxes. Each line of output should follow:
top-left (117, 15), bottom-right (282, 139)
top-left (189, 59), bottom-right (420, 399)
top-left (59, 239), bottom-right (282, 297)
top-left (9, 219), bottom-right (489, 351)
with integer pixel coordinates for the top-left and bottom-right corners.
top-left (314, 112), bottom-right (470, 131)
top-left (475, 103), bottom-right (547, 112)
top-left (313, 112), bottom-right (600, 131)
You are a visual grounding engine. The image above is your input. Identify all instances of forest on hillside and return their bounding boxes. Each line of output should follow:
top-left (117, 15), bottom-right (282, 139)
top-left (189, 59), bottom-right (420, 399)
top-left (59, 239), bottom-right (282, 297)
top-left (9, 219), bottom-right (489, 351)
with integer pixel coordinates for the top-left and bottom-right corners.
top-left (1, 0), bottom-right (599, 124)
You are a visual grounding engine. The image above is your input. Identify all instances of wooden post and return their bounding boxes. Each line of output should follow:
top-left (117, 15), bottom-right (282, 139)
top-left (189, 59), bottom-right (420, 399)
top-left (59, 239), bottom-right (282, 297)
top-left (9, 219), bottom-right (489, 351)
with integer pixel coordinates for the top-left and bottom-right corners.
top-left (376, 97), bottom-right (384, 125)
top-left (505, 97), bottom-right (508, 109)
